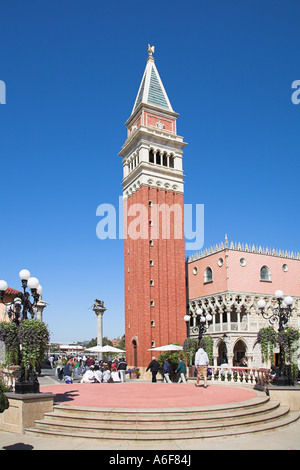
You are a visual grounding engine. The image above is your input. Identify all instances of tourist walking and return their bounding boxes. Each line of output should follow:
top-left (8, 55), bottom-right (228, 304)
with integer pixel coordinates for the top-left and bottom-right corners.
top-left (67, 357), bottom-right (75, 380)
top-left (55, 356), bottom-right (64, 381)
top-left (163, 359), bottom-right (172, 383)
top-left (117, 357), bottom-right (127, 382)
top-left (49, 355), bottom-right (54, 368)
top-left (63, 361), bottom-right (73, 383)
top-left (146, 356), bottom-right (160, 382)
top-left (195, 341), bottom-right (209, 388)
top-left (175, 357), bottom-right (187, 383)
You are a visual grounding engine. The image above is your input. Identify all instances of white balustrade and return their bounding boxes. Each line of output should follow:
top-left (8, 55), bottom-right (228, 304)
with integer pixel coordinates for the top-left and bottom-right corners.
top-left (0, 367), bottom-right (20, 391)
top-left (208, 366), bottom-right (270, 386)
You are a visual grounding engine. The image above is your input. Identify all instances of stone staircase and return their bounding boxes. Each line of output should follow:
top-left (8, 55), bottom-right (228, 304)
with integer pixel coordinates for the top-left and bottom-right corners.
top-left (25, 395), bottom-right (300, 443)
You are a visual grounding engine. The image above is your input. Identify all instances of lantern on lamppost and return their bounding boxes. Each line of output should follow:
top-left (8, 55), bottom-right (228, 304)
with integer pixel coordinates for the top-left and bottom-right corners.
top-left (184, 308), bottom-right (212, 345)
top-left (0, 270), bottom-right (43, 324)
top-left (257, 289), bottom-right (294, 386)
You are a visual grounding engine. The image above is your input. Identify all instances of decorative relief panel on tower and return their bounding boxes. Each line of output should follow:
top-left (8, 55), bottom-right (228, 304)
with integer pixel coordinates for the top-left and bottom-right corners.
top-left (128, 115), bottom-right (142, 135)
top-left (145, 113), bottom-right (175, 133)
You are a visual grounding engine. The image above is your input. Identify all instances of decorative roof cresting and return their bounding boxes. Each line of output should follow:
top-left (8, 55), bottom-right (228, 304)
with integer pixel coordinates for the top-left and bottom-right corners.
top-left (187, 235), bottom-right (300, 262)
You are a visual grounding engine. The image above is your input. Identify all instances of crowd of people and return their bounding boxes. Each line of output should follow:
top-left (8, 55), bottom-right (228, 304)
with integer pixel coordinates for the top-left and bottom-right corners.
top-left (146, 356), bottom-right (188, 383)
top-left (48, 342), bottom-right (236, 387)
top-left (47, 354), bottom-right (128, 384)
top-left (146, 341), bottom-right (214, 387)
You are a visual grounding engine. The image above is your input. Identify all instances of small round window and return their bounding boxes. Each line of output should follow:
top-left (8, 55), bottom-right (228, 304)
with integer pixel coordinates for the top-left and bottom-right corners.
top-left (282, 264), bottom-right (288, 272)
top-left (240, 258), bottom-right (247, 267)
top-left (218, 258), bottom-right (224, 267)
top-left (193, 267), bottom-right (198, 275)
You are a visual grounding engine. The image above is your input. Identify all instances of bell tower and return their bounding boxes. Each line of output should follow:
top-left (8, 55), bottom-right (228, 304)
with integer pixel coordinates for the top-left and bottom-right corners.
top-left (119, 46), bottom-right (187, 370)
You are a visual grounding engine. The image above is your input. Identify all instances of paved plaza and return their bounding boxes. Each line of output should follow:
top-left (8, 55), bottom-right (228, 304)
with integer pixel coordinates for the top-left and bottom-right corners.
top-left (0, 368), bottom-right (300, 450)
top-left (39, 381), bottom-right (257, 409)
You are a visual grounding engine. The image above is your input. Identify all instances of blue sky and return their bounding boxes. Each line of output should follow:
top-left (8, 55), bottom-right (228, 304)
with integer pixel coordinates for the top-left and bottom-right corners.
top-left (0, 1), bottom-right (299, 343)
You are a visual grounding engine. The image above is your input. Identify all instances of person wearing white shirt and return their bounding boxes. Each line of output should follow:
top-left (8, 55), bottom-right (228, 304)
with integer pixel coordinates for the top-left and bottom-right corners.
top-left (81, 366), bottom-right (96, 383)
top-left (94, 365), bottom-right (103, 383)
top-left (102, 365), bottom-right (112, 383)
top-left (195, 341), bottom-right (209, 388)
top-left (220, 358), bottom-right (230, 377)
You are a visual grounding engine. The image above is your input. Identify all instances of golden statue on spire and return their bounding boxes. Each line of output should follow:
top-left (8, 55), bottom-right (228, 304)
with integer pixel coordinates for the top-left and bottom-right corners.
top-left (147, 44), bottom-right (155, 56)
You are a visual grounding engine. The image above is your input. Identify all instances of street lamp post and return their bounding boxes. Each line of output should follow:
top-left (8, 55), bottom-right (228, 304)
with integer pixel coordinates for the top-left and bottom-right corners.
top-left (184, 314), bottom-right (191, 338)
top-left (0, 269), bottom-right (45, 393)
top-left (0, 270), bottom-right (43, 324)
top-left (257, 289), bottom-right (294, 386)
top-left (184, 308), bottom-right (213, 345)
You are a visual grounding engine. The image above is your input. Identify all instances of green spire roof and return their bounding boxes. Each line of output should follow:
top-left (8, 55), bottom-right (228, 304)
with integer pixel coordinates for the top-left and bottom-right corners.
top-left (132, 47), bottom-right (173, 114)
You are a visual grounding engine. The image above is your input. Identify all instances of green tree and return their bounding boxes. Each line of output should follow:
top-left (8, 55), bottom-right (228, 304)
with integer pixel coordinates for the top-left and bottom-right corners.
top-left (118, 335), bottom-right (125, 351)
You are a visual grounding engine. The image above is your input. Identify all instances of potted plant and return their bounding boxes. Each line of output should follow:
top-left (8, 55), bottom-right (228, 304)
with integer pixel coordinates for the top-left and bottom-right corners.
top-left (0, 319), bottom-right (50, 392)
top-left (277, 327), bottom-right (299, 383)
top-left (257, 326), bottom-right (277, 365)
top-left (0, 376), bottom-right (10, 413)
top-left (128, 368), bottom-right (140, 379)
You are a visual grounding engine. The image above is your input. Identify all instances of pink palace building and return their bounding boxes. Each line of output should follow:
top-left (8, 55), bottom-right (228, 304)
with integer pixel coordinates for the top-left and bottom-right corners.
top-left (187, 235), bottom-right (300, 368)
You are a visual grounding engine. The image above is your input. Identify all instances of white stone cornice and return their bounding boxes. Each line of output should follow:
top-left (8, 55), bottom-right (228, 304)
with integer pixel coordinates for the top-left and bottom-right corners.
top-left (119, 126), bottom-right (187, 158)
top-left (122, 168), bottom-right (184, 199)
top-left (123, 160), bottom-right (183, 184)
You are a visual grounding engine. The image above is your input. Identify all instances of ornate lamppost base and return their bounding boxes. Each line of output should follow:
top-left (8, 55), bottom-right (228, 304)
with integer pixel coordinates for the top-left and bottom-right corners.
top-left (272, 365), bottom-right (293, 387)
top-left (15, 381), bottom-right (40, 394)
top-left (14, 365), bottom-right (40, 394)
top-left (273, 376), bottom-right (291, 387)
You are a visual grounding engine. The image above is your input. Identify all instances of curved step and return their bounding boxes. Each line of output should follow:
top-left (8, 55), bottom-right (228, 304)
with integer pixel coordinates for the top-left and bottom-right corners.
top-left (39, 400), bottom-right (281, 428)
top-left (25, 411), bottom-right (300, 441)
top-left (52, 394), bottom-right (270, 417)
top-left (25, 397), bottom-right (300, 441)
top-left (31, 406), bottom-right (290, 434)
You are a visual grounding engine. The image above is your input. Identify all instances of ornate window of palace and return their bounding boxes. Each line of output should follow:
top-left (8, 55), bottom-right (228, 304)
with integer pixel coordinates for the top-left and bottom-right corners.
top-left (260, 266), bottom-right (271, 281)
top-left (204, 267), bottom-right (213, 283)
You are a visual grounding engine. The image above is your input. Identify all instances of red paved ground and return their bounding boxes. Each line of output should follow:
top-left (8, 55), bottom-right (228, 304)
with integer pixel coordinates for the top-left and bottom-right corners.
top-left (40, 383), bottom-right (256, 409)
